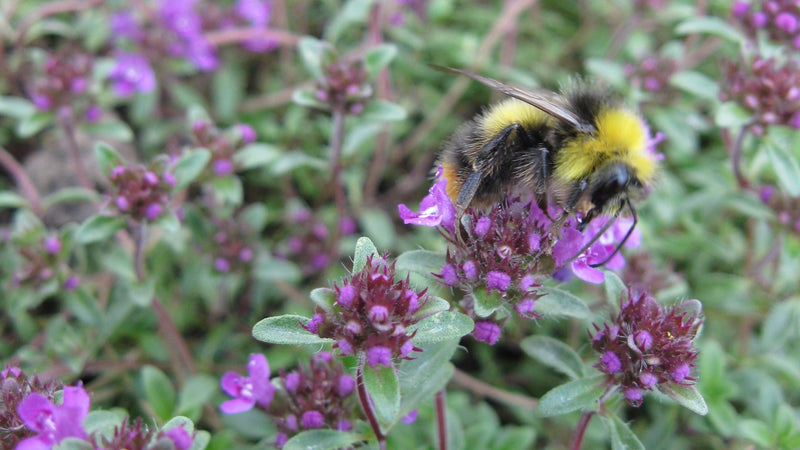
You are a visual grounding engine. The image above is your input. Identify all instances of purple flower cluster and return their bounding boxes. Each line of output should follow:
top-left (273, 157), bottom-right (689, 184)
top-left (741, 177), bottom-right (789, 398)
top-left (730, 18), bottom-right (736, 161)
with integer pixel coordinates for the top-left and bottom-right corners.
top-left (190, 120), bottom-right (256, 178)
top-left (624, 54), bottom-right (678, 100)
top-left (16, 384), bottom-right (90, 449)
top-left (303, 255), bottom-right (428, 368)
top-left (108, 162), bottom-right (176, 223)
top-left (273, 352), bottom-right (356, 448)
top-left (233, 0), bottom-right (278, 52)
top-left (27, 50), bottom-right (100, 121)
top-left (207, 217), bottom-right (256, 273)
top-left (757, 185), bottom-right (800, 234)
top-left (590, 290), bottom-right (703, 407)
top-left (277, 208), bottom-right (358, 278)
top-left (315, 59), bottom-right (373, 114)
top-left (399, 170), bottom-right (640, 344)
top-left (219, 353), bottom-right (357, 448)
top-left (158, 0), bottom-right (219, 71)
top-left (97, 417), bottom-right (193, 450)
top-left (720, 55), bottom-right (800, 134)
top-left (1, 367), bottom-right (58, 447)
top-left (733, 0), bottom-right (800, 49)
top-left (10, 234), bottom-right (80, 291)
top-left (109, 52), bottom-right (157, 98)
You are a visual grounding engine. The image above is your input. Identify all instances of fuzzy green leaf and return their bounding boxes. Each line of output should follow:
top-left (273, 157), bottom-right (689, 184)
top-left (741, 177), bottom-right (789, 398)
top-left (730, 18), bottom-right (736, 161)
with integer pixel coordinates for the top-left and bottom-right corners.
top-left (76, 215), bottom-right (127, 244)
top-left (283, 430), bottom-right (365, 450)
top-left (535, 374), bottom-right (606, 417)
top-left (535, 287), bottom-right (593, 320)
top-left (252, 315), bottom-right (334, 345)
top-left (658, 383), bottom-right (708, 416)
top-left (410, 311), bottom-right (474, 345)
top-left (141, 365), bottom-right (176, 421)
top-left (602, 414), bottom-right (645, 450)
top-left (520, 335), bottom-right (585, 379)
top-left (173, 149), bottom-right (211, 190)
top-left (363, 363), bottom-right (401, 428)
top-left (352, 236), bottom-right (379, 273)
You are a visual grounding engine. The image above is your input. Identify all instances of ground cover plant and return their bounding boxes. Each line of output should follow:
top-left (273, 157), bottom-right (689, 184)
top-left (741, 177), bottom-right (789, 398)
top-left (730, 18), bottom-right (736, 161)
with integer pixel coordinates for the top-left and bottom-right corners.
top-left (1, 0), bottom-right (800, 449)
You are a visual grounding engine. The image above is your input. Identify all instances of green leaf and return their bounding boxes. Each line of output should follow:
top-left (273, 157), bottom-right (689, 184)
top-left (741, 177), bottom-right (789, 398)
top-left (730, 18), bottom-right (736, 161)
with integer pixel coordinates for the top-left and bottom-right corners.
top-left (360, 100), bottom-right (407, 123)
top-left (211, 176), bottom-right (243, 206)
top-left (269, 151), bottom-right (327, 175)
top-left (75, 215), bottom-right (127, 244)
top-left (173, 149), bottom-right (211, 190)
top-left (715, 102), bottom-right (751, 129)
top-left (363, 363), bottom-right (401, 427)
top-left (17, 111), bottom-right (54, 137)
top-left (298, 37), bottom-right (335, 82)
top-left (283, 430), bottom-right (365, 450)
top-left (252, 315), bottom-right (334, 345)
top-left (602, 414), bottom-right (645, 450)
top-left (292, 89), bottom-right (329, 110)
top-left (535, 374), bottom-right (606, 417)
top-left (212, 63), bottom-right (245, 122)
top-left (310, 287), bottom-right (336, 312)
top-left (365, 44), bottom-right (398, 77)
top-left (82, 120), bottom-right (134, 142)
top-left (357, 208), bottom-right (396, 250)
top-left (738, 418), bottom-right (772, 448)
top-left (603, 271), bottom-right (626, 310)
top-left (124, 278), bottom-right (155, 307)
top-left (95, 142), bottom-right (126, 177)
top-left (253, 255), bottom-right (302, 284)
top-left (190, 430), bottom-right (211, 450)
top-left (162, 416), bottom-right (195, 433)
top-left (674, 16), bottom-right (746, 43)
top-left (155, 211), bottom-right (181, 234)
top-left (472, 288), bottom-right (504, 317)
top-left (398, 341), bottom-right (458, 417)
top-left (764, 140), bottom-right (800, 197)
top-left (758, 298), bottom-right (800, 352)
top-left (657, 383), bottom-right (708, 415)
top-left (535, 287), bottom-right (593, 320)
top-left (520, 335), bottom-right (585, 379)
top-left (83, 410), bottom-right (124, 438)
top-left (352, 236), bottom-right (379, 273)
top-left (669, 71), bottom-right (719, 101)
top-left (412, 296), bottom-right (451, 320)
top-left (233, 143), bottom-right (281, 170)
top-left (42, 187), bottom-right (99, 208)
top-left (0, 96), bottom-right (36, 119)
top-left (0, 191), bottom-right (28, 209)
top-left (395, 250), bottom-right (446, 281)
top-left (176, 375), bottom-right (217, 417)
top-left (141, 365), bottom-right (176, 421)
top-left (409, 311), bottom-right (474, 345)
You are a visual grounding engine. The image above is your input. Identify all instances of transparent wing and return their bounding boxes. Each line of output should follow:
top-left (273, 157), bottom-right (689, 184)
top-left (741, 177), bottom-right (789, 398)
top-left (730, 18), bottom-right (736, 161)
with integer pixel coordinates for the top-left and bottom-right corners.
top-left (432, 65), bottom-right (595, 133)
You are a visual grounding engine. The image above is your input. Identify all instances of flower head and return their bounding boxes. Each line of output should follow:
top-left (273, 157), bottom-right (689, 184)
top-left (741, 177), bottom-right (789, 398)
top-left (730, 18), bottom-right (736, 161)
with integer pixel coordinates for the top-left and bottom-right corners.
top-left (589, 289), bottom-right (704, 407)
top-left (107, 161), bottom-right (176, 223)
top-left (220, 353), bottom-right (276, 413)
top-left (302, 255), bottom-right (429, 368)
top-left (398, 167), bottom-right (457, 232)
top-left (109, 53), bottom-right (157, 97)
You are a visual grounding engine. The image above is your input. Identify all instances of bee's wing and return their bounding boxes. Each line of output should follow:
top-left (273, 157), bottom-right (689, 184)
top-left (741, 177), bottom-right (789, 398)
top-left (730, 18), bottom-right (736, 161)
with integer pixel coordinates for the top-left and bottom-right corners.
top-left (432, 65), bottom-right (594, 134)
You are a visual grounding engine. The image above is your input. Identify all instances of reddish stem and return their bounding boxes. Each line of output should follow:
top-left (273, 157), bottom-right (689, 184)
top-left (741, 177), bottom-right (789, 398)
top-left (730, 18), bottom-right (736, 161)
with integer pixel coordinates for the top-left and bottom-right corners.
top-left (0, 144), bottom-right (43, 216)
top-left (356, 358), bottom-right (387, 449)
top-left (435, 389), bottom-right (448, 450)
top-left (570, 411), bottom-right (595, 450)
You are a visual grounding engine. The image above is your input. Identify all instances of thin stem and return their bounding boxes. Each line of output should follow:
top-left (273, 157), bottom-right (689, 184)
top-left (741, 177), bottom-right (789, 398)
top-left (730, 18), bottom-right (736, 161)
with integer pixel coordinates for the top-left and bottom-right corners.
top-left (0, 144), bottom-right (43, 216)
top-left (729, 126), bottom-right (750, 189)
top-left (58, 112), bottom-right (94, 191)
top-left (569, 411), bottom-right (595, 450)
top-left (133, 222), bottom-right (147, 282)
top-left (450, 368), bottom-right (539, 410)
top-left (435, 389), bottom-right (448, 450)
top-left (328, 107), bottom-right (347, 260)
top-left (356, 357), bottom-right (387, 449)
top-left (204, 27), bottom-right (300, 47)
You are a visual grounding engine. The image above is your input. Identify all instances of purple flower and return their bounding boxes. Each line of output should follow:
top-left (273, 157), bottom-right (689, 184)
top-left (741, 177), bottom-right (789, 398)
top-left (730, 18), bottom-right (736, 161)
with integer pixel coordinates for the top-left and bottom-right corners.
top-left (63, 275), bottom-right (81, 291)
top-left (485, 271), bottom-right (511, 291)
top-left (401, 409), bottom-right (419, 424)
top-left (338, 374), bottom-right (355, 396)
top-left (145, 203), bottom-right (163, 221)
top-left (110, 12), bottom-right (144, 41)
top-left (17, 385), bottom-right (89, 449)
top-left (515, 298), bottom-right (536, 318)
top-left (237, 123), bottom-right (257, 143)
top-left (214, 257), bottom-right (231, 273)
top-left (440, 264), bottom-right (458, 286)
top-left (337, 284), bottom-right (357, 308)
top-left (634, 330), bottom-right (653, 351)
top-left (301, 410), bottom-right (325, 429)
top-left (473, 321), bottom-right (501, 345)
top-left (234, 0), bottom-right (278, 52)
top-left (600, 351), bottom-right (622, 374)
top-left (366, 346), bottom-right (392, 368)
top-left (284, 372), bottom-right (300, 393)
top-left (220, 353), bottom-right (275, 414)
top-left (398, 167), bottom-right (456, 232)
top-left (164, 427), bottom-right (193, 450)
top-left (43, 236), bottom-right (61, 255)
top-left (212, 158), bottom-right (234, 176)
top-left (775, 12), bottom-right (798, 33)
top-left (109, 53), bottom-right (156, 97)
top-left (85, 105), bottom-right (102, 122)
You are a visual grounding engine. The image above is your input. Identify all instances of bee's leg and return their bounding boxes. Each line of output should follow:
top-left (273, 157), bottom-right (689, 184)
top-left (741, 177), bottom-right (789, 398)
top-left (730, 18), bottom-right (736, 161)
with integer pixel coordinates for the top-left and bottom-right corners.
top-left (544, 179), bottom-right (589, 248)
top-left (455, 171), bottom-right (484, 211)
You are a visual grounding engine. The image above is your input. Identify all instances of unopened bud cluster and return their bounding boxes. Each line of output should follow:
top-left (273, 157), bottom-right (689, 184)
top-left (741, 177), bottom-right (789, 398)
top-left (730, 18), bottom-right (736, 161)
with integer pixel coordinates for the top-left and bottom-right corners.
top-left (757, 185), bottom-right (800, 234)
top-left (315, 60), bottom-right (372, 114)
top-left (108, 162), bottom-right (176, 223)
top-left (9, 234), bottom-right (79, 291)
top-left (208, 217), bottom-right (256, 273)
top-left (0, 367), bottom-right (58, 446)
top-left (732, 0), bottom-right (800, 49)
top-left (191, 120), bottom-right (256, 178)
top-left (27, 50), bottom-right (101, 122)
top-left (277, 208), bottom-right (358, 278)
top-left (720, 55), bottom-right (800, 134)
top-left (273, 353), bottom-right (356, 448)
top-left (624, 55), bottom-right (678, 100)
top-left (590, 289), bottom-right (703, 407)
top-left (303, 255), bottom-right (427, 368)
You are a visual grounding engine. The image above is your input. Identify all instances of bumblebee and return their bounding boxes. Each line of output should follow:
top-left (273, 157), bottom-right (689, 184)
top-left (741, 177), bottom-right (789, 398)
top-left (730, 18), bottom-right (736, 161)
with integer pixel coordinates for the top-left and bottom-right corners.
top-left (434, 66), bottom-right (659, 265)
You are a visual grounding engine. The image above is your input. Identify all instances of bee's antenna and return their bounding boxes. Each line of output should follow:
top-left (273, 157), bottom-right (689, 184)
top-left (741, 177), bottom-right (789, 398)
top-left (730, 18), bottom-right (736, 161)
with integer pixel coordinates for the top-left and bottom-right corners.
top-left (558, 208), bottom-right (621, 269)
top-left (588, 197), bottom-right (637, 268)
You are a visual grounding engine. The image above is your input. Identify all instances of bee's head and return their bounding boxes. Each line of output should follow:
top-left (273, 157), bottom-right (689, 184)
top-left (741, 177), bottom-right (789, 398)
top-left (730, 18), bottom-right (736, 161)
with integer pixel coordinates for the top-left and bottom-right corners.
top-left (589, 162), bottom-right (640, 212)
